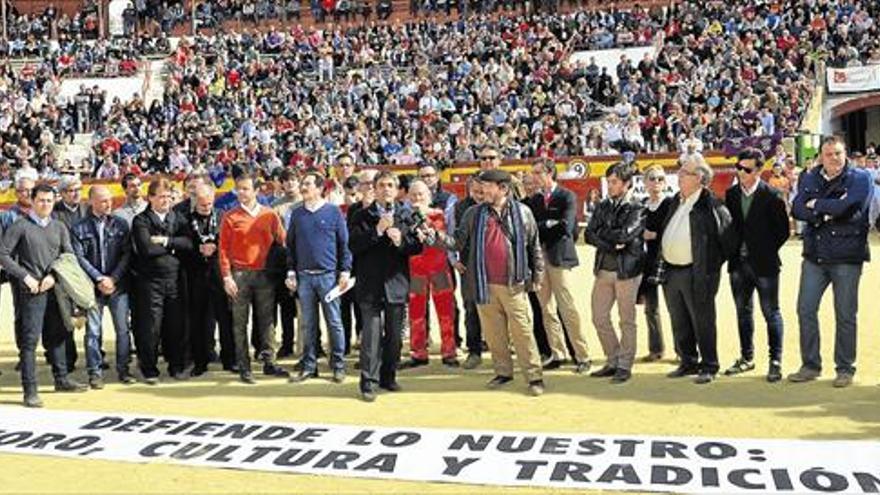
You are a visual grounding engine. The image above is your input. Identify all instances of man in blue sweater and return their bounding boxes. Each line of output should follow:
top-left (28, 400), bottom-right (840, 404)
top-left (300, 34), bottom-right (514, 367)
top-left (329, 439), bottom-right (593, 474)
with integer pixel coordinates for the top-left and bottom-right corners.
top-left (790, 136), bottom-right (872, 388)
top-left (286, 171), bottom-right (353, 384)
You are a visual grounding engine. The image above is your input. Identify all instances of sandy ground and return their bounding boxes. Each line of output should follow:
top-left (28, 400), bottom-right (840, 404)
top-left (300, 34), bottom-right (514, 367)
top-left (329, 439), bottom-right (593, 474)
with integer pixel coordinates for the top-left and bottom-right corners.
top-left (0, 241), bottom-right (879, 494)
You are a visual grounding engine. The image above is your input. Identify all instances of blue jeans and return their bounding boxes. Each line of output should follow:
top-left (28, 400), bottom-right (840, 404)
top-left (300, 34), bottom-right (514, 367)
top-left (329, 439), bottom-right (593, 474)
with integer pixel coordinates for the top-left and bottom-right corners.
top-left (796, 260), bottom-right (862, 375)
top-left (729, 262), bottom-right (783, 363)
top-left (298, 272), bottom-right (345, 373)
top-left (85, 291), bottom-right (132, 377)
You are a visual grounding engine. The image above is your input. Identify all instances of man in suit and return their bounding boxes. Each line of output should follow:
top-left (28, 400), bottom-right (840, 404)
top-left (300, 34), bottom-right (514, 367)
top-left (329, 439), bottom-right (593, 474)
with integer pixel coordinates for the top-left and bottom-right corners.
top-left (184, 184), bottom-right (233, 376)
top-left (132, 178), bottom-right (193, 384)
top-left (349, 171), bottom-right (423, 402)
top-left (529, 158), bottom-right (591, 373)
top-left (723, 148), bottom-right (790, 382)
top-left (71, 185), bottom-right (135, 389)
top-left (659, 156), bottom-right (736, 384)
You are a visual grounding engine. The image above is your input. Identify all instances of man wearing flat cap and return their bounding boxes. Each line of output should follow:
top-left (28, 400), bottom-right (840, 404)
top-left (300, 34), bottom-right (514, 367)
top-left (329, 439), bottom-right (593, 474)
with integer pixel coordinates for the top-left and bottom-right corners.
top-left (437, 169), bottom-right (546, 396)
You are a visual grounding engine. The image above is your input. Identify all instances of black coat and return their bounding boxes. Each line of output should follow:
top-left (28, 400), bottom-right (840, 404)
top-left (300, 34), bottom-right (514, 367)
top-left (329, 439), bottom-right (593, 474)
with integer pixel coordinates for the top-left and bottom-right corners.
top-left (527, 185), bottom-right (579, 269)
top-left (725, 181), bottom-right (790, 276)
top-left (348, 201), bottom-right (423, 304)
top-left (658, 188), bottom-right (736, 298)
top-left (585, 194), bottom-right (645, 279)
top-left (132, 207), bottom-right (193, 279)
top-left (643, 196), bottom-right (672, 274)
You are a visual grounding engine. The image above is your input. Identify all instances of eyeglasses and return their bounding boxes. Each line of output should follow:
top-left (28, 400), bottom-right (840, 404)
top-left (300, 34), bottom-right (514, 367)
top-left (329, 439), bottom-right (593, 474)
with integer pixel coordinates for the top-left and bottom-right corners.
top-left (736, 164), bottom-right (757, 174)
top-left (480, 155), bottom-right (499, 161)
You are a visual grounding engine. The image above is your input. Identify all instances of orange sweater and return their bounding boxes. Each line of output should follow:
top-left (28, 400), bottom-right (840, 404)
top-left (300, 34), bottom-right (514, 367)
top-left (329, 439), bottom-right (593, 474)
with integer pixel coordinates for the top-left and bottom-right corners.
top-left (218, 205), bottom-right (286, 278)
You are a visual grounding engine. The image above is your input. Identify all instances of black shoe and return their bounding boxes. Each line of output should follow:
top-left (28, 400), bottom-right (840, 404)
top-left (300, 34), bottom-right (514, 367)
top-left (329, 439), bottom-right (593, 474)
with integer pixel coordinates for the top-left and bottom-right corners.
top-left (667, 366), bottom-right (700, 378)
top-left (379, 382), bottom-right (401, 392)
top-left (276, 348), bottom-right (294, 360)
top-left (542, 358), bottom-right (564, 370)
top-left (694, 372), bottom-right (716, 384)
top-left (442, 357), bottom-right (460, 368)
top-left (590, 365), bottom-right (617, 377)
top-left (88, 375), bottom-right (105, 390)
top-left (289, 370), bottom-right (318, 383)
top-left (263, 364), bottom-right (290, 378)
top-left (332, 369), bottom-right (346, 384)
top-left (574, 361), bottom-right (591, 374)
top-left (723, 358), bottom-right (755, 376)
top-left (118, 372), bottom-right (137, 385)
top-left (527, 380), bottom-right (545, 396)
top-left (767, 361), bottom-right (782, 383)
top-left (23, 392), bottom-right (43, 408)
top-left (191, 365), bottom-right (208, 377)
top-left (361, 389), bottom-right (377, 402)
top-left (240, 372), bottom-right (256, 384)
top-left (486, 375), bottom-right (513, 389)
top-left (399, 358), bottom-right (429, 369)
top-left (611, 369), bottom-right (632, 384)
top-left (54, 378), bottom-right (88, 393)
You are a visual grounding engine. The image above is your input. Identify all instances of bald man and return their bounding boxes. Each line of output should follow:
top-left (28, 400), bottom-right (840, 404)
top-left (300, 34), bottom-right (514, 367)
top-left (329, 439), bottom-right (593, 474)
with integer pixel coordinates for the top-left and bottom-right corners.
top-left (71, 185), bottom-right (135, 388)
top-left (184, 184), bottom-right (233, 376)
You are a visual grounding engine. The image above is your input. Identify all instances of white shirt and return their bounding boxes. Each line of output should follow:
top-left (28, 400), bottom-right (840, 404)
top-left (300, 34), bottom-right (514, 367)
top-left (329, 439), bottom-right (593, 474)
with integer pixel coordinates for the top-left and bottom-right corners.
top-left (661, 190), bottom-right (701, 265)
top-left (155, 211), bottom-right (168, 223)
top-left (241, 202), bottom-right (262, 218)
top-left (304, 198), bottom-right (326, 213)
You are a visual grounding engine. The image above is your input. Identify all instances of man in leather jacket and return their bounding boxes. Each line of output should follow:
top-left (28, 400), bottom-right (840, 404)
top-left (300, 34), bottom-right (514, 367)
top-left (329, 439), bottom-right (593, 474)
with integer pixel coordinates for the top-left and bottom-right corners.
top-left (658, 156), bottom-right (736, 385)
top-left (585, 162), bottom-right (645, 384)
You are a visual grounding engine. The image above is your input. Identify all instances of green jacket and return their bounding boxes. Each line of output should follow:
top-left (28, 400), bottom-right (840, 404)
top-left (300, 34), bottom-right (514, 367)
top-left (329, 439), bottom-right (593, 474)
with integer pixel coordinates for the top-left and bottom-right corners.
top-left (52, 253), bottom-right (96, 332)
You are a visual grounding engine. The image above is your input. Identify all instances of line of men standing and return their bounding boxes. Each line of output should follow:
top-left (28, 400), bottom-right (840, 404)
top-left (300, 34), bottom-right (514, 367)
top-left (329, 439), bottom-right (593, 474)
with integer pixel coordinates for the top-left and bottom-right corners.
top-left (0, 135), bottom-right (872, 407)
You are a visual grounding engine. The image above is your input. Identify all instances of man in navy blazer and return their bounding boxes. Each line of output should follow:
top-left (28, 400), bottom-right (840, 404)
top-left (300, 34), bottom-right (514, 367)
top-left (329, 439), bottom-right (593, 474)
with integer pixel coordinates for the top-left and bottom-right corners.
top-left (723, 148), bottom-right (790, 383)
top-left (71, 185), bottom-right (134, 389)
top-left (528, 158), bottom-right (591, 373)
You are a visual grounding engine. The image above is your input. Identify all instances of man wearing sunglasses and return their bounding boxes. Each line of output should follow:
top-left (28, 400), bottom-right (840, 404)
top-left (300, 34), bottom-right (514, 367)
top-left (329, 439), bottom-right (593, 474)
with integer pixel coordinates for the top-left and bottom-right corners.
top-left (479, 146), bottom-right (524, 200)
top-left (723, 148), bottom-right (790, 382)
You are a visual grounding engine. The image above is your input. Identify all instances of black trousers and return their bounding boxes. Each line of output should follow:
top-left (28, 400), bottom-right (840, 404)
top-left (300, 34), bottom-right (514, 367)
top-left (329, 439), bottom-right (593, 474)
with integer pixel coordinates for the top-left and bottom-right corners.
top-left (662, 267), bottom-right (720, 375)
top-left (135, 276), bottom-right (186, 378)
top-left (358, 301), bottom-right (404, 392)
top-left (188, 269), bottom-right (232, 369)
top-left (463, 299), bottom-right (482, 355)
top-left (340, 289), bottom-right (360, 355)
top-left (276, 280), bottom-right (297, 353)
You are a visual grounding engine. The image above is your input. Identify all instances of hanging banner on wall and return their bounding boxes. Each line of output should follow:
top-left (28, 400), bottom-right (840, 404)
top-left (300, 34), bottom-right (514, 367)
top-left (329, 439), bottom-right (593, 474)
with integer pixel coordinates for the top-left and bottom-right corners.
top-left (1, 408), bottom-right (879, 493)
top-left (827, 65), bottom-right (880, 93)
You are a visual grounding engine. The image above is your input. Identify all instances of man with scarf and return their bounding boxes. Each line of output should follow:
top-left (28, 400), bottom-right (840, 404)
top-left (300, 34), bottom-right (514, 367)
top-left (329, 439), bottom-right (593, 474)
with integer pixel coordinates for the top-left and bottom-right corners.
top-left (436, 169), bottom-right (546, 396)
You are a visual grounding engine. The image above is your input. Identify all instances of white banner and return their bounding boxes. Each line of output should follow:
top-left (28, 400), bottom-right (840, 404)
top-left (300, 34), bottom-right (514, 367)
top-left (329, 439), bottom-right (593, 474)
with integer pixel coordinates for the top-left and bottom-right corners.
top-left (1, 408), bottom-right (880, 492)
top-left (827, 65), bottom-right (880, 93)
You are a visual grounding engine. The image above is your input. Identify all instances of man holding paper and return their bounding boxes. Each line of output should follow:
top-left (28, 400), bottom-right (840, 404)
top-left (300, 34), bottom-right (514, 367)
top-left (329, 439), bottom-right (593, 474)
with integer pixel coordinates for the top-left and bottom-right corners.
top-left (286, 171), bottom-right (353, 384)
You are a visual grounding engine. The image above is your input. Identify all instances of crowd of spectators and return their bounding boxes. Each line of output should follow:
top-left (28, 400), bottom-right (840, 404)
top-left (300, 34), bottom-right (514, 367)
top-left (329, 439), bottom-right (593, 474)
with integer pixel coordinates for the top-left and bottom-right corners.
top-left (0, 0), bottom-right (879, 183)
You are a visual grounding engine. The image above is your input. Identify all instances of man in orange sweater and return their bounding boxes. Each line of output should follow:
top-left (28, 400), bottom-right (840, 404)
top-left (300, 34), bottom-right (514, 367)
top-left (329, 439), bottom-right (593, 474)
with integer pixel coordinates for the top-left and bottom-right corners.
top-left (219, 172), bottom-right (290, 384)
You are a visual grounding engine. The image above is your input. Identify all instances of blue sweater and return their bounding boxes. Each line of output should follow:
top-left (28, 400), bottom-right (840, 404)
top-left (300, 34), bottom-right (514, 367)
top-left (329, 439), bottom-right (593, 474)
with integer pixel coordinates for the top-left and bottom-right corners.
top-left (286, 202), bottom-right (353, 274)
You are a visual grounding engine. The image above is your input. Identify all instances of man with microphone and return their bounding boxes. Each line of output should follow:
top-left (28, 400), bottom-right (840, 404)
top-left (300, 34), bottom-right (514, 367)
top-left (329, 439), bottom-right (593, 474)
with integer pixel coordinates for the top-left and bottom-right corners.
top-left (349, 171), bottom-right (423, 402)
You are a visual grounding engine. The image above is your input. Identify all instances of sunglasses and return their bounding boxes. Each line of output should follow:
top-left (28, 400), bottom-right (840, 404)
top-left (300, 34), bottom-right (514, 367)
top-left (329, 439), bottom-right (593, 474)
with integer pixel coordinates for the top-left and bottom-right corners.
top-left (480, 155), bottom-right (499, 160)
top-left (646, 176), bottom-right (665, 182)
top-left (736, 164), bottom-right (757, 174)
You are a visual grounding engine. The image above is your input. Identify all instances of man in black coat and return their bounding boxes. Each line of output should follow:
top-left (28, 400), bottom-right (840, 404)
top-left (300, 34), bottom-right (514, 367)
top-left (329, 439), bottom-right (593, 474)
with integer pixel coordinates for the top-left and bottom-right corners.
top-left (723, 148), bottom-right (790, 382)
top-left (348, 171), bottom-right (423, 402)
top-left (529, 158), bottom-right (591, 373)
top-left (658, 156), bottom-right (736, 384)
top-left (132, 178), bottom-right (193, 384)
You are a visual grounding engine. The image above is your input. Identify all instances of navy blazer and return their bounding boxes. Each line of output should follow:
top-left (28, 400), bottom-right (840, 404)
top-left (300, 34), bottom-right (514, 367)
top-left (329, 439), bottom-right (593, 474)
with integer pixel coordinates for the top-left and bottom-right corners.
top-left (527, 185), bottom-right (579, 268)
top-left (71, 213), bottom-right (132, 287)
